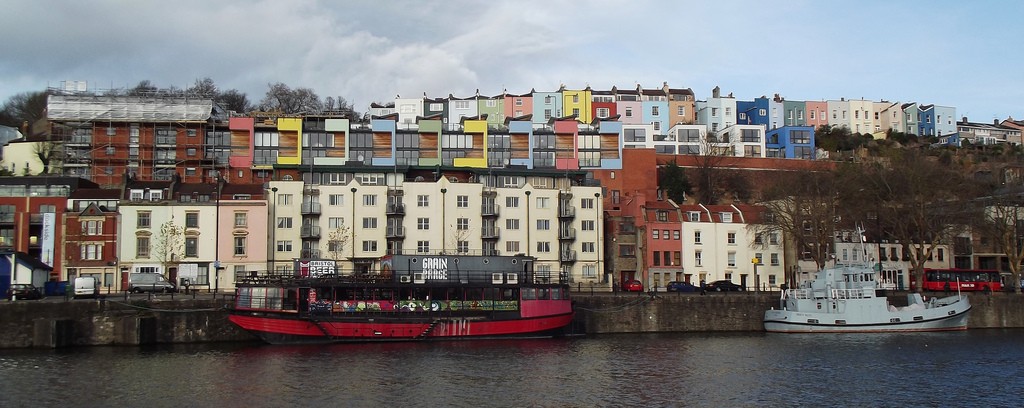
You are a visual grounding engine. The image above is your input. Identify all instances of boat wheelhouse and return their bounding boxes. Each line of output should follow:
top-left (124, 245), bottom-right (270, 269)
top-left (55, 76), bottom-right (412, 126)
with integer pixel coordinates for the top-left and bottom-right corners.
top-left (228, 254), bottom-right (575, 344)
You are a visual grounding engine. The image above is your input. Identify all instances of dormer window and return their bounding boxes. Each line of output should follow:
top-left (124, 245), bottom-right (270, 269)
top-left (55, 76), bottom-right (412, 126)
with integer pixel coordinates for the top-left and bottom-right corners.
top-left (721, 212), bottom-right (733, 223)
top-left (149, 190), bottom-right (163, 201)
top-left (130, 190), bottom-right (144, 201)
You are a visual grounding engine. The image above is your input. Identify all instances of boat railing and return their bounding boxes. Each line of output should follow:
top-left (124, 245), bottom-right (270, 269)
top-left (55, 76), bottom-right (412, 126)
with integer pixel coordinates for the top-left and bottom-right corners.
top-left (831, 288), bottom-right (874, 299)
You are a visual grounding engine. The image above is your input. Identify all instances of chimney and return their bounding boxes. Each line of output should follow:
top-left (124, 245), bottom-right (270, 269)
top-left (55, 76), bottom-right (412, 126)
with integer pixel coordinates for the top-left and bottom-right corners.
top-left (961, 116), bottom-right (968, 124)
top-left (995, 118), bottom-right (1000, 126)
top-left (712, 86), bottom-right (720, 98)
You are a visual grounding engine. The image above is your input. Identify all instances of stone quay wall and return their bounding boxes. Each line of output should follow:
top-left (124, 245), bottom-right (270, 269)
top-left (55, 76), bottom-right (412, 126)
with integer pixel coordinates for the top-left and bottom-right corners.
top-left (0, 293), bottom-right (1021, 349)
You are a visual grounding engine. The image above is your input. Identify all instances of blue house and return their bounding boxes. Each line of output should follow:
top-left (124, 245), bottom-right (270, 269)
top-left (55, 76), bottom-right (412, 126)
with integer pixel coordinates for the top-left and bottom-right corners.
top-left (918, 104), bottom-right (936, 137)
top-left (736, 97), bottom-right (770, 126)
top-left (765, 126), bottom-right (816, 159)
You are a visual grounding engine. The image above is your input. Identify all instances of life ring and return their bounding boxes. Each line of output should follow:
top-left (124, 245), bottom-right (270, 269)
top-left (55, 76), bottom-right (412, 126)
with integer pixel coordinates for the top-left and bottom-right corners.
top-left (431, 301), bottom-right (441, 311)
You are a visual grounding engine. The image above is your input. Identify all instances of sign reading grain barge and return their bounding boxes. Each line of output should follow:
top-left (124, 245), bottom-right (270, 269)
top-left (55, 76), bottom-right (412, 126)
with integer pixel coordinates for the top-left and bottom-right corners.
top-left (295, 259), bottom-right (337, 277)
top-left (421, 257), bottom-right (449, 280)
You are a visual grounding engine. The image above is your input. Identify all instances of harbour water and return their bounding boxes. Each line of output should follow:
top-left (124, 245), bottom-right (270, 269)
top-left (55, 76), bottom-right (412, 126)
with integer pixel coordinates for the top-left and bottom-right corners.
top-left (1, 329), bottom-right (1021, 407)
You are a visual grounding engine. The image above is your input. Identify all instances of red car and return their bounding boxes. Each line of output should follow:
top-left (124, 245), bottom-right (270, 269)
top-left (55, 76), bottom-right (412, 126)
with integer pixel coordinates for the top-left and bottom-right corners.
top-left (622, 280), bottom-right (644, 292)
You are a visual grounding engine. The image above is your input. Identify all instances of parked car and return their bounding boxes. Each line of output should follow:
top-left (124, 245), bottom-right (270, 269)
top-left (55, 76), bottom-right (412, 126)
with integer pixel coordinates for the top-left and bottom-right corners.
top-left (128, 273), bottom-right (177, 293)
top-left (706, 280), bottom-right (743, 292)
top-left (622, 280), bottom-right (644, 292)
top-left (6, 283), bottom-right (44, 300)
top-left (666, 281), bottom-right (698, 292)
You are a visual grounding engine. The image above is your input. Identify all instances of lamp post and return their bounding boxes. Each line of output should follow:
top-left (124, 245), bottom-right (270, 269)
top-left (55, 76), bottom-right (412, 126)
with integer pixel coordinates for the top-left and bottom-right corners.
top-left (350, 187), bottom-right (357, 268)
top-left (594, 192), bottom-right (602, 287)
top-left (525, 190), bottom-right (531, 256)
top-left (440, 188), bottom-right (447, 254)
top-left (269, 187), bottom-right (277, 274)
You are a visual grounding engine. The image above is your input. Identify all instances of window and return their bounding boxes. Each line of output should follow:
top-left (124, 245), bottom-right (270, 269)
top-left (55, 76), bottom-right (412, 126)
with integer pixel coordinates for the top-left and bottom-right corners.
top-left (457, 218), bottom-right (469, 230)
top-left (135, 237), bottom-right (150, 258)
top-left (582, 242), bottom-right (595, 253)
top-left (80, 244), bottom-right (101, 260)
top-left (506, 241), bottom-right (520, 253)
top-left (185, 237), bottom-right (198, 258)
top-left (457, 240), bottom-right (469, 253)
top-left (363, 194), bottom-right (378, 206)
top-left (656, 210), bottom-right (668, 222)
top-left (186, 212), bottom-right (199, 228)
top-left (506, 196), bottom-right (519, 208)
top-left (234, 237), bottom-right (246, 256)
top-left (137, 211), bottom-right (151, 228)
top-left (362, 241), bottom-right (378, 252)
top-left (769, 233), bottom-right (779, 245)
top-left (417, 195), bottom-right (429, 207)
top-left (278, 217), bottom-right (293, 228)
top-left (278, 194), bottom-right (293, 205)
top-left (329, 194), bottom-right (344, 206)
top-left (536, 219), bottom-right (550, 230)
top-left (536, 241), bottom-right (551, 253)
top-left (362, 217), bottom-right (377, 229)
top-left (620, 245), bottom-right (636, 257)
top-left (457, 195), bottom-right (469, 208)
top-left (770, 253), bottom-right (780, 266)
top-left (234, 212), bottom-right (247, 227)
top-left (728, 252), bottom-right (736, 267)
top-left (653, 230), bottom-right (660, 240)
top-left (582, 220), bottom-right (595, 231)
top-left (506, 219), bottom-right (520, 230)
top-left (328, 217), bottom-right (344, 229)
top-left (695, 251), bottom-right (702, 266)
top-left (727, 232), bottom-right (736, 244)
top-left (673, 230), bottom-right (680, 240)
top-left (536, 197), bottom-right (550, 209)
top-left (688, 211), bottom-right (700, 222)
top-left (417, 241), bottom-right (430, 253)
top-left (82, 220), bottom-right (103, 235)
top-left (694, 231), bottom-right (702, 244)
top-left (652, 106), bottom-right (660, 115)
top-left (721, 212), bottom-right (733, 222)
top-left (418, 218), bottom-right (430, 230)
top-left (277, 241), bottom-right (292, 252)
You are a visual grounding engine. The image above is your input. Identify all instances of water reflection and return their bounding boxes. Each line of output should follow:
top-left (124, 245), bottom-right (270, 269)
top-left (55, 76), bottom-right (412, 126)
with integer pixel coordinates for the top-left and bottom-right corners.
top-left (0, 330), bottom-right (1021, 407)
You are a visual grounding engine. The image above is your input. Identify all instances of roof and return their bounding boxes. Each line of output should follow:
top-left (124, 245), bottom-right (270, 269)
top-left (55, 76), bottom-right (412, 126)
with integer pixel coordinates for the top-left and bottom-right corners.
top-left (68, 188), bottom-right (121, 200)
top-left (47, 95), bottom-right (214, 122)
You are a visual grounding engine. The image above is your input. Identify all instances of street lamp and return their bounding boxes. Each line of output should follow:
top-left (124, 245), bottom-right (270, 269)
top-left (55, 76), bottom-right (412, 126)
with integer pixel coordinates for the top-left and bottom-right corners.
top-left (594, 192), bottom-right (602, 286)
top-left (440, 188), bottom-right (447, 254)
top-left (269, 187), bottom-right (277, 274)
top-left (350, 187), bottom-right (357, 266)
top-left (525, 190), bottom-right (531, 256)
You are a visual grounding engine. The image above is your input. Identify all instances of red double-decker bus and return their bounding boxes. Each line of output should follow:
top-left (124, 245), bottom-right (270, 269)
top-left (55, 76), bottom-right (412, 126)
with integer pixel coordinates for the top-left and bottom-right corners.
top-left (915, 268), bottom-right (1002, 292)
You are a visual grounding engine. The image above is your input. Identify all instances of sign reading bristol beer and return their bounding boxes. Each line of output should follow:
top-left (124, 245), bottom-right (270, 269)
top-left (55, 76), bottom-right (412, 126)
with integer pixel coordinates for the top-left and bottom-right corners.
top-left (421, 257), bottom-right (449, 280)
top-left (295, 259), bottom-right (337, 277)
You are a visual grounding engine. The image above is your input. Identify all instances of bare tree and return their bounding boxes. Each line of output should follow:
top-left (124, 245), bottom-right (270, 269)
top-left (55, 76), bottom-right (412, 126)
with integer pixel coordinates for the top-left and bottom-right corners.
top-left (32, 139), bottom-right (58, 174)
top-left (0, 91), bottom-right (48, 128)
top-left (324, 223), bottom-right (351, 261)
top-left (217, 89), bottom-right (251, 113)
top-left (842, 151), bottom-right (975, 292)
top-left (976, 190), bottom-right (1024, 293)
top-left (752, 167), bottom-right (841, 285)
top-left (187, 77), bottom-right (218, 98)
top-left (258, 82), bottom-right (323, 114)
top-left (153, 219), bottom-right (184, 277)
top-left (686, 129), bottom-right (748, 204)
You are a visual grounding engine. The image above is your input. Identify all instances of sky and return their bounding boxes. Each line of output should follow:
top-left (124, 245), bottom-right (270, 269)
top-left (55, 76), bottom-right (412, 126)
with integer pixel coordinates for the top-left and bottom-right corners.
top-left (2, 0), bottom-right (1022, 122)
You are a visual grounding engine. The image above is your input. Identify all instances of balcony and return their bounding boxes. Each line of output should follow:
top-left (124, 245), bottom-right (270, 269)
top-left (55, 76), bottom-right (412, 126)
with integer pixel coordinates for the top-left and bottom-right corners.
top-left (481, 227), bottom-right (501, 240)
top-left (386, 203), bottom-right (406, 216)
top-left (558, 227), bottom-right (576, 240)
top-left (300, 225), bottom-right (321, 239)
top-left (386, 226), bottom-right (406, 239)
top-left (481, 204), bottom-right (500, 217)
top-left (560, 250), bottom-right (577, 262)
top-left (301, 202), bottom-right (322, 215)
top-left (301, 249), bottom-right (321, 258)
top-left (558, 206), bottom-right (576, 219)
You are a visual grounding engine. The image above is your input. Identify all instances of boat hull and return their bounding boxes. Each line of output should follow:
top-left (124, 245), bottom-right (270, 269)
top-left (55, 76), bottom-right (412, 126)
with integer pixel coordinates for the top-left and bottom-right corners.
top-left (228, 312), bottom-right (576, 344)
top-left (764, 302), bottom-right (971, 333)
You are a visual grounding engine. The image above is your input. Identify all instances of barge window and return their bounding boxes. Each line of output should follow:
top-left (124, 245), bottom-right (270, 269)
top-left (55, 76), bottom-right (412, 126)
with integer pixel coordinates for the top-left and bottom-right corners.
top-left (482, 288), bottom-right (500, 300)
top-left (503, 288), bottom-right (518, 301)
top-left (536, 288), bottom-right (549, 300)
top-left (522, 288), bottom-right (537, 300)
top-left (550, 287), bottom-right (564, 300)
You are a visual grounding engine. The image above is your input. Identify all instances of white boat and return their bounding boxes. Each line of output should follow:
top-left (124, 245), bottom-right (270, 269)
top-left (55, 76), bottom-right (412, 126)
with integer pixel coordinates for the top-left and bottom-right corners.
top-left (763, 262), bottom-right (971, 333)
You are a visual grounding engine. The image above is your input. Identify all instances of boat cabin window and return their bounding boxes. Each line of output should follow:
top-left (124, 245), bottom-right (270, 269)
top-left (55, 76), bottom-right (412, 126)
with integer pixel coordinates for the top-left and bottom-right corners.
top-left (522, 288), bottom-right (537, 300)
top-left (536, 288), bottom-right (549, 300)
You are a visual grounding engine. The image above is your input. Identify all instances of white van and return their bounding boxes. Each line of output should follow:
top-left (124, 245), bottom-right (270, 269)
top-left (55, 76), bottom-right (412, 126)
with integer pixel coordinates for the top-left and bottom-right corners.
top-left (128, 273), bottom-right (176, 293)
top-left (73, 276), bottom-right (100, 299)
